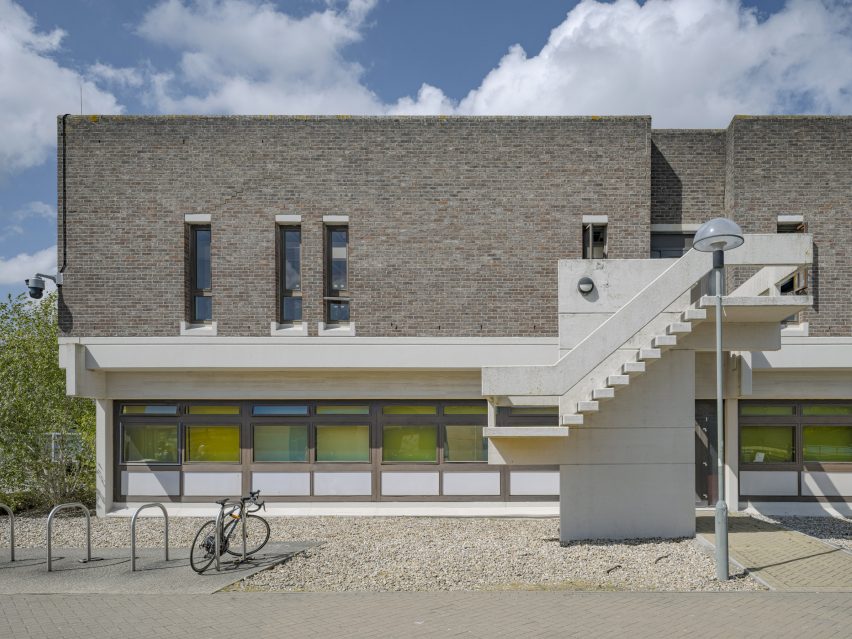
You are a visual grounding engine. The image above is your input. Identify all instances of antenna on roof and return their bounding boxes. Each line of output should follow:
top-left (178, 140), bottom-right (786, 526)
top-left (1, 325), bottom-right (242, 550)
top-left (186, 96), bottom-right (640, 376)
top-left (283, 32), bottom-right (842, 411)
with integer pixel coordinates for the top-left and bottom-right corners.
top-left (79, 83), bottom-right (83, 115)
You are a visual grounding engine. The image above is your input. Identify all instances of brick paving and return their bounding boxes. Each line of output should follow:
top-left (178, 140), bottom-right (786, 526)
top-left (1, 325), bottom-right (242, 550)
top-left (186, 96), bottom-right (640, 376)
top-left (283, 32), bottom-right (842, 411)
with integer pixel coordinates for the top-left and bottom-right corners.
top-left (697, 514), bottom-right (852, 591)
top-left (2, 592), bottom-right (851, 639)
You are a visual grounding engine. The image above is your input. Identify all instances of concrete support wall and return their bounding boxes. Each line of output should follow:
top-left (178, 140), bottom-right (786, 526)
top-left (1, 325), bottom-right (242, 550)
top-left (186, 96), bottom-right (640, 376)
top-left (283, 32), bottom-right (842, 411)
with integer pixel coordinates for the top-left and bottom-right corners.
top-left (724, 398), bottom-right (739, 512)
top-left (95, 399), bottom-right (114, 517)
top-left (559, 351), bottom-right (696, 541)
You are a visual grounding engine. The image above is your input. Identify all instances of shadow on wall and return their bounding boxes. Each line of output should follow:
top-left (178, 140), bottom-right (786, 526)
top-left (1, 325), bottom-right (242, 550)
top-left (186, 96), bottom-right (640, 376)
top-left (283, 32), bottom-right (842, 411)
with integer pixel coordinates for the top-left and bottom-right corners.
top-left (651, 141), bottom-right (682, 225)
top-left (58, 291), bottom-right (73, 333)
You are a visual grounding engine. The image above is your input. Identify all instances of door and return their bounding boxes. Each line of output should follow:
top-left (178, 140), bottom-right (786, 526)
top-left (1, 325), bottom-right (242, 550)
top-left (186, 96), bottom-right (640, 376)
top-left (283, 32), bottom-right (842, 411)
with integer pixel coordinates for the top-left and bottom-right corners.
top-left (695, 400), bottom-right (717, 506)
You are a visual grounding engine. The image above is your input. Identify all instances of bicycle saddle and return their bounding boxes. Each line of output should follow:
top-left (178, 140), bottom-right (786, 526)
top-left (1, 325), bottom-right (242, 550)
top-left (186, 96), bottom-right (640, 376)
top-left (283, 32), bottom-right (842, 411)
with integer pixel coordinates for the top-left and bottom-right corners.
top-left (214, 498), bottom-right (229, 506)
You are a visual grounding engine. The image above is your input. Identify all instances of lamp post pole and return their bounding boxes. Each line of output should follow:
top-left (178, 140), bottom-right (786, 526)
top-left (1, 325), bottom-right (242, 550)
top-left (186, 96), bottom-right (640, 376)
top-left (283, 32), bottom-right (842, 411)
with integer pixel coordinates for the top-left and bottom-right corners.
top-left (713, 248), bottom-right (729, 581)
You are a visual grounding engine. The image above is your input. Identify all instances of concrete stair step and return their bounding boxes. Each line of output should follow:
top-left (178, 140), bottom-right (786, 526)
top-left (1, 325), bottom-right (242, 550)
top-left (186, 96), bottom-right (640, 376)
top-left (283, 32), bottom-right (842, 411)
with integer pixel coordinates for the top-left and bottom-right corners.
top-left (607, 374), bottom-right (630, 386)
top-left (592, 388), bottom-right (615, 401)
top-left (652, 335), bottom-right (678, 349)
top-left (577, 401), bottom-right (600, 413)
top-left (682, 308), bottom-right (707, 322)
top-left (638, 348), bottom-right (662, 361)
top-left (561, 414), bottom-right (584, 426)
top-left (666, 322), bottom-right (693, 335)
top-left (622, 361), bottom-right (646, 374)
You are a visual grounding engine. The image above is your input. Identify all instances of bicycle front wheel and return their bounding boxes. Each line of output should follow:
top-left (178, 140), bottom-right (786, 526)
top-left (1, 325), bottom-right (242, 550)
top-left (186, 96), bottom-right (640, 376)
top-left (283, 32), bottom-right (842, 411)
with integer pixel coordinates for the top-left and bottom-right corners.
top-left (224, 514), bottom-right (271, 556)
top-left (189, 520), bottom-right (218, 574)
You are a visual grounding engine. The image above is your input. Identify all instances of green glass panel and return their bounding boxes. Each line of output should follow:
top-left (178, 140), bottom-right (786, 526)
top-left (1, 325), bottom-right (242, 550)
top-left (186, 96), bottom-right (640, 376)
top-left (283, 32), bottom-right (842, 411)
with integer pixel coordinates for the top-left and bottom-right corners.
top-left (444, 405), bottom-right (487, 415)
top-left (383, 424), bottom-right (437, 462)
top-left (316, 425), bottom-right (370, 462)
top-left (186, 426), bottom-right (240, 462)
top-left (740, 404), bottom-right (795, 416)
top-left (121, 405), bottom-right (178, 416)
top-left (253, 424), bottom-right (308, 462)
top-left (740, 426), bottom-right (795, 463)
top-left (804, 426), bottom-right (852, 462)
top-left (316, 405), bottom-right (371, 415)
top-left (382, 405), bottom-right (437, 415)
top-left (802, 404), bottom-right (852, 416)
top-left (252, 405), bottom-right (309, 416)
top-left (444, 425), bottom-right (487, 462)
top-left (188, 405), bottom-right (241, 415)
top-left (509, 406), bottom-right (559, 415)
top-left (123, 423), bottom-right (178, 463)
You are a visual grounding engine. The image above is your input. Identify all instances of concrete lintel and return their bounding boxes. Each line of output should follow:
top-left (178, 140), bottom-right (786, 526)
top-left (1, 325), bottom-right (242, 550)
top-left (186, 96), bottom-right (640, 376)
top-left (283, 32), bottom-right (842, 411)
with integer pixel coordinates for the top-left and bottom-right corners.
top-left (184, 213), bottom-right (211, 224)
top-left (275, 214), bottom-right (301, 224)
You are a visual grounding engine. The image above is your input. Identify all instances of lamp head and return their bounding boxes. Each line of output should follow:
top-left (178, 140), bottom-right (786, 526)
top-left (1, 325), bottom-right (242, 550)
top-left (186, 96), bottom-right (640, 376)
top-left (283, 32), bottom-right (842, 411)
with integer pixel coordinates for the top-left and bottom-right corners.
top-left (577, 276), bottom-right (595, 295)
top-left (693, 217), bottom-right (744, 252)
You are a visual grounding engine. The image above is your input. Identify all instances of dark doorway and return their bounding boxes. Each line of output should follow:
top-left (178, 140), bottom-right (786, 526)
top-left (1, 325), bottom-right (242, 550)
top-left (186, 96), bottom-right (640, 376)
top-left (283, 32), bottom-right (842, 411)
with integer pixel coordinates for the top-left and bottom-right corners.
top-left (695, 400), bottom-right (718, 506)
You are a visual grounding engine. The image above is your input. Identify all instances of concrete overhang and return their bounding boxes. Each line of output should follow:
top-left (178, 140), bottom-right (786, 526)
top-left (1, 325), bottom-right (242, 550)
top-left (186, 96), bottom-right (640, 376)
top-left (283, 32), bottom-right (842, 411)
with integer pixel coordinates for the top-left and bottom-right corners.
top-left (699, 296), bottom-right (812, 322)
top-left (483, 427), bottom-right (570, 438)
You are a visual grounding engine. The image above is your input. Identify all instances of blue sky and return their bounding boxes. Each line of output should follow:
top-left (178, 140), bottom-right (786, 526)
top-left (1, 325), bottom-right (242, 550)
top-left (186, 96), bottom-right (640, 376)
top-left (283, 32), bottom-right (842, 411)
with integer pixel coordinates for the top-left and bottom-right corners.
top-left (0, 0), bottom-right (849, 301)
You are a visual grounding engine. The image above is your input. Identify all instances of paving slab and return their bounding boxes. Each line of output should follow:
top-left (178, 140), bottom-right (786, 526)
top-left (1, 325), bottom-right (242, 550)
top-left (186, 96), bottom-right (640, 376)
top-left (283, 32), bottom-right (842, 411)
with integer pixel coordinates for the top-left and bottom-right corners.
top-left (697, 513), bottom-right (852, 591)
top-left (0, 542), bottom-right (318, 595)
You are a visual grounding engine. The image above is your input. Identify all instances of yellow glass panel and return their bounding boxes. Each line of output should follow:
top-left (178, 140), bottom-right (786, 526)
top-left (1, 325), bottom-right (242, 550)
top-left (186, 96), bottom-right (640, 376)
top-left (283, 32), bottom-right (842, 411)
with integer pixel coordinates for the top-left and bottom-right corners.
top-left (383, 424), bottom-right (436, 462)
top-left (740, 404), bottom-right (794, 416)
top-left (444, 425), bottom-right (487, 462)
top-left (740, 426), bottom-right (795, 463)
top-left (802, 404), bottom-right (852, 416)
top-left (804, 426), bottom-right (852, 462)
top-left (444, 405), bottom-right (487, 415)
top-left (186, 426), bottom-right (240, 462)
top-left (382, 405), bottom-right (437, 415)
top-left (316, 425), bottom-right (370, 462)
top-left (316, 405), bottom-right (370, 415)
top-left (188, 405), bottom-right (241, 415)
top-left (123, 423), bottom-right (178, 463)
top-left (121, 405), bottom-right (178, 415)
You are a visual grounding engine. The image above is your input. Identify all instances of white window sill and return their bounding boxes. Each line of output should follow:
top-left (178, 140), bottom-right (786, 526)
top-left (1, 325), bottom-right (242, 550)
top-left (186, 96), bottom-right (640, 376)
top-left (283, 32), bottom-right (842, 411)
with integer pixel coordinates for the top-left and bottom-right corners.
top-left (780, 321), bottom-right (809, 337)
top-left (318, 321), bottom-right (356, 336)
top-left (270, 321), bottom-right (308, 336)
top-left (180, 321), bottom-right (217, 336)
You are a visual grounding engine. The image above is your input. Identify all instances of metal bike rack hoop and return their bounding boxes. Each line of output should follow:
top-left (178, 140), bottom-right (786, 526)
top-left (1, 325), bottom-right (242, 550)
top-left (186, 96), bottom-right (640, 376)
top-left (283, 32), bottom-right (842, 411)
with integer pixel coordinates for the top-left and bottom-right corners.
top-left (130, 502), bottom-right (169, 572)
top-left (46, 502), bottom-right (92, 572)
top-left (0, 503), bottom-right (14, 562)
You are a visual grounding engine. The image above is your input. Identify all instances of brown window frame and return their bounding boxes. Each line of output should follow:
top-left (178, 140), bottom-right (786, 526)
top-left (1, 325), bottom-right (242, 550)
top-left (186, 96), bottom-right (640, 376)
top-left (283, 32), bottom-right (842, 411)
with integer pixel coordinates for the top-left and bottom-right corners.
top-left (279, 225), bottom-right (303, 323)
top-left (189, 225), bottom-right (212, 323)
top-left (582, 223), bottom-right (607, 259)
top-left (324, 224), bottom-right (350, 323)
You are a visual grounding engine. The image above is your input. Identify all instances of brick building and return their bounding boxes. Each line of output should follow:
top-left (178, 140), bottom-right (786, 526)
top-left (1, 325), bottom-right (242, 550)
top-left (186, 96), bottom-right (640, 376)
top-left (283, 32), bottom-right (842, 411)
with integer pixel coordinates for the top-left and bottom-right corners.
top-left (57, 115), bottom-right (851, 540)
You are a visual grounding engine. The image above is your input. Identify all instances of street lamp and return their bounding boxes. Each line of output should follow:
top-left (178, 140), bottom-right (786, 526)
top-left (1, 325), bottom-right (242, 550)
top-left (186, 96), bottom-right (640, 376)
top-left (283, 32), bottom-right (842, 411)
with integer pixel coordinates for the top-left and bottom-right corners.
top-left (693, 217), bottom-right (744, 582)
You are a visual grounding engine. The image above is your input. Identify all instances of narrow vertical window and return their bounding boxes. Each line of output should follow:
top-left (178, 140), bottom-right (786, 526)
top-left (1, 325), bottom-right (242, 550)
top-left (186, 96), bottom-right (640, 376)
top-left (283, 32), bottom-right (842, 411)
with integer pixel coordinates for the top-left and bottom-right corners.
top-left (582, 223), bottom-right (607, 259)
top-left (325, 225), bottom-right (350, 322)
top-left (281, 226), bottom-right (302, 322)
top-left (191, 226), bottom-right (212, 322)
top-left (776, 219), bottom-right (807, 325)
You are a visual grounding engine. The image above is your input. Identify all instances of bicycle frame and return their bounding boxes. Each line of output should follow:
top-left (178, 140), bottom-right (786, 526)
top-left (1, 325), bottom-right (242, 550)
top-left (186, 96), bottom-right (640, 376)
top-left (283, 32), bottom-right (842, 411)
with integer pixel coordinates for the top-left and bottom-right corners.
top-left (213, 496), bottom-right (265, 571)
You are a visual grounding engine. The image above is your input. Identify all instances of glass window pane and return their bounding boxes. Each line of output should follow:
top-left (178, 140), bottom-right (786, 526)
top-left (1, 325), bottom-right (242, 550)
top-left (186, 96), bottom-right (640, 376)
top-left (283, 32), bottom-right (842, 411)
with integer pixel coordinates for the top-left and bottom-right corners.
top-left (283, 229), bottom-right (301, 291)
top-left (740, 404), bottom-right (795, 416)
top-left (382, 405), bottom-right (438, 415)
top-left (740, 426), bottom-right (795, 463)
top-left (194, 296), bottom-right (212, 321)
top-left (445, 425), bottom-right (487, 462)
top-left (383, 424), bottom-right (437, 462)
top-left (509, 406), bottom-right (559, 416)
top-left (187, 405), bottom-right (241, 415)
top-left (444, 405), bottom-right (488, 415)
top-left (804, 426), bottom-right (852, 462)
top-left (316, 425), bottom-right (370, 462)
top-left (252, 405), bottom-right (309, 416)
top-left (121, 405), bottom-right (178, 416)
top-left (194, 228), bottom-right (211, 290)
top-left (186, 426), bottom-right (240, 462)
top-left (331, 260), bottom-right (347, 291)
top-left (254, 424), bottom-right (308, 462)
top-left (328, 301), bottom-right (350, 321)
top-left (123, 423), bottom-right (178, 463)
top-left (282, 297), bottom-right (302, 322)
top-left (802, 404), bottom-right (852, 416)
top-left (317, 405), bottom-right (370, 415)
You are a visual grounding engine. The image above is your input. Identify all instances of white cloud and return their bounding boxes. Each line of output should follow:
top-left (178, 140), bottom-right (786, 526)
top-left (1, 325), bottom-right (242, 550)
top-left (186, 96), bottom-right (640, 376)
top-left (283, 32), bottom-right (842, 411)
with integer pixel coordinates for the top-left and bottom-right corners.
top-left (0, 0), bottom-right (122, 177)
top-left (87, 62), bottom-right (144, 88)
top-left (0, 201), bottom-right (55, 242)
top-left (0, 245), bottom-right (56, 286)
top-left (138, 0), bottom-right (384, 114)
top-left (137, 0), bottom-right (852, 127)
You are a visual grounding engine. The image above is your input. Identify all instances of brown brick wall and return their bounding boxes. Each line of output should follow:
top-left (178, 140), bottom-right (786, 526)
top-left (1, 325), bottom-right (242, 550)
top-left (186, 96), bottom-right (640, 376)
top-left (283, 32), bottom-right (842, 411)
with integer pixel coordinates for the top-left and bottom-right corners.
top-left (58, 116), bottom-right (651, 337)
top-left (724, 116), bottom-right (852, 336)
top-left (651, 130), bottom-right (726, 225)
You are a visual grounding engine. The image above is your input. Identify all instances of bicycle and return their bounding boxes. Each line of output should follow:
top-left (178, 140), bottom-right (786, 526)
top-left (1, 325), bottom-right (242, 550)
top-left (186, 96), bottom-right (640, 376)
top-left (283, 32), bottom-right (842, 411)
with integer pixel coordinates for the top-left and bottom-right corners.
top-left (189, 490), bottom-right (271, 574)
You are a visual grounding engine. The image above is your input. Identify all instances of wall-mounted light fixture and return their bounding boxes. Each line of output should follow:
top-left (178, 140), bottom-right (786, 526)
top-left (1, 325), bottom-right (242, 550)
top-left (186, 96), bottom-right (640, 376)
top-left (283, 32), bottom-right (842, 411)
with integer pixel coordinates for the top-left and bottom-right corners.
top-left (577, 277), bottom-right (595, 295)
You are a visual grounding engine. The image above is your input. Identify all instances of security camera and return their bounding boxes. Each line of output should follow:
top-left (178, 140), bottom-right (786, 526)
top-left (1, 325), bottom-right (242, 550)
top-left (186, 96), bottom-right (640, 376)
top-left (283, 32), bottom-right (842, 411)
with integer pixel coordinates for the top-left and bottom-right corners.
top-left (24, 272), bottom-right (63, 299)
top-left (25, 276), bottom-right (45, 299)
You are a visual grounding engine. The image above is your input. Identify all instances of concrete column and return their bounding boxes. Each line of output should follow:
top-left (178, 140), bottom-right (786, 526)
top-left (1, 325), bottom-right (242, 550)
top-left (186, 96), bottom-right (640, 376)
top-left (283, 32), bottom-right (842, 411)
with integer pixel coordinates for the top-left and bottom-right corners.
top-left (95, 399), bottom-right (114, 517)
top-left (724, 398), bottom-right (739, 512)
top-left (487, 399), bottom-right (497, 428)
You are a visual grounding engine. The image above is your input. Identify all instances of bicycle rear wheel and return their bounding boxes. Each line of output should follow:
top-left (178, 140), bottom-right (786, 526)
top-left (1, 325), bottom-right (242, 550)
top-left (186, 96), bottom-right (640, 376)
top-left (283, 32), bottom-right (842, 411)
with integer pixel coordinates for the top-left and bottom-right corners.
top-left (189, 520), bottom-right (219, 573)
top-left (224, 514), bottom-right (271, 556)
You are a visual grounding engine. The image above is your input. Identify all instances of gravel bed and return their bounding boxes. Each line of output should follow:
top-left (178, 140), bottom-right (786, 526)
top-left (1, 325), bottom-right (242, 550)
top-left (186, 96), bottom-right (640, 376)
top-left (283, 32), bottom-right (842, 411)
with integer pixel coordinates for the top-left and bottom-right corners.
top-left (750, 512), bottom-right (852, 552)
top-left (1, 514), bottom-right (762, 592)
